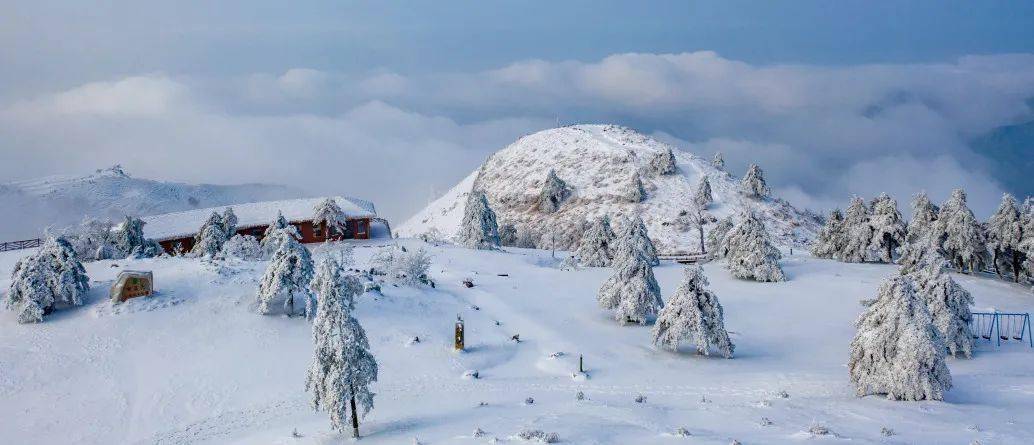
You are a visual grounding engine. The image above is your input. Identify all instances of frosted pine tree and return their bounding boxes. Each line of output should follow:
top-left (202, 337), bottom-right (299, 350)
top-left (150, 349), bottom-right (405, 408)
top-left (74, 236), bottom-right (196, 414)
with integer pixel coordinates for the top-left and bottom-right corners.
top-left (841, 197), bottom-right (873, 263)
top-left (110, 216), bottom-right (161, 258)
top-left (706, 216), bottom-right (734, 259)
top-left (576, 216), bottom-right (616, 267)
top-left (596, 247), bottom-right (663, 325)
top-left (740, 164), bottom-right (770, 199)
top-left (221, 234), bottom-right (262, 260)
top-left (222, 207), bottom-right (238, 238)
top-left (5, 237), bottom-right (89, 323)
top-left (907, 192), bottom-right (938, 244)
top-left (1022, 201), bottom-right (1034, 280)
top-left (908, 261), bottom-right (974, 358)
top-left (811, 209), bottom-right (847, 259)
top-left (191, 212), bottom-right (228, 257)
top-left (712, 152), bottom-right (725, 171)
top-left (625, 171), bottom-right (646, 203)
top-left (457, 190), bottom-right (500, 249)
top-left (848, 275), bottom-right (951, 401)
top-left (306, 257), bottom-right (377, 438)
top-left (935, 189), bottom-right (987, 273)
top-left (986, 194), bottom-right (1025, 282)
top-left (264, 211), bottom-right (290, 238)
top-left (898, 231), bottom-right (944, 275)
top-left (537, 169), bottom-right (572, 213)
top-left (722, 212), bottom-right (785, 282)
top-left (693, 176), bottom-right (713, 208)
top-left (652, 267), bottom-right (734, 358)
top-left (313, 198), bottom-right (346, 236)
top-left (649, 147), bottom-right (677, 175)
top-left (260, 212), bottom-right (299, 255)
top-left (257, 234), bottom-right (315, 317)
top-left (612, 216), bottom-right (659, 266)
top-left (869, 194), bottom-right (907, 263)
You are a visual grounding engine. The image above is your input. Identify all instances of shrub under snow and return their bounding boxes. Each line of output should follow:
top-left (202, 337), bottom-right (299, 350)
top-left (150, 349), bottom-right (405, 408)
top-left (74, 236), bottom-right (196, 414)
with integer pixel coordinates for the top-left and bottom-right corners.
top-left (221, 234), bottom-right (262, 260)
top-left (652, 266), bottom-right (734, 358)
top-left (5, 237), bottom-right (90, 323)
top-left (371, 245), bottom-right (432, 286)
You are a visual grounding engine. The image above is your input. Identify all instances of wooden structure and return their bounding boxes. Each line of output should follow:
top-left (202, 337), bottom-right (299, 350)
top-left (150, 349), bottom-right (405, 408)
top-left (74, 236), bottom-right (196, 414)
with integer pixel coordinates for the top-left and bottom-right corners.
top-left (455, 317), bottom-right (465, 351)
top-left (0, 238), bottom-right (41, 253)
top-left (110, 270), bottom-right (154, 303)
top-left (156, 218), bottom-right (373, 254)
top-left (657, 252), bottom-right (709, 264)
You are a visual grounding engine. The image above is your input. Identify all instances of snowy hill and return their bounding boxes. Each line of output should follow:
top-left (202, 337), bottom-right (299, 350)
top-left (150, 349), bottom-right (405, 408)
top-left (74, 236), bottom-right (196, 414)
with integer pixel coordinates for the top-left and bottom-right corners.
top-left (0, 165), bottom-right (304, 239)
top-left (2, 242), bottom-right (1033, 444)
top-left (399, 125), bottom-right (820, 252)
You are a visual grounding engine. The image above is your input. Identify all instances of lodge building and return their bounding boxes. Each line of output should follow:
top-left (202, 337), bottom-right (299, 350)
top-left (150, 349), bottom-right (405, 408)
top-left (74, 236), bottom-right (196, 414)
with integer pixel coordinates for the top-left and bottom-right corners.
top-left (141, 196), bottom-right (386, 254)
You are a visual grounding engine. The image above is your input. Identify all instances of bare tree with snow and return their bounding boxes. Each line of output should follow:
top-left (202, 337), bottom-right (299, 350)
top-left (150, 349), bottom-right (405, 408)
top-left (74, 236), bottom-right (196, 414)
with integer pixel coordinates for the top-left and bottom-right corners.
top-left (811, 209), bottom-right (847, 260)
top-left (597, 247), bottom-right (663, 325)
top-left (649, 147), bottom-right (677, 175)
top-left (625, 171), bottom-right (646, 203)
top-left (538, 169), bottom-right (572, 213)
top-left (653, 266), bottom-right (734, 358)
top-left (457, 190), bottom-right (501, 249)
top-left (5, 237), bottom-right (89, 323)
top-left (313, 198), bottom-right (347, 237)
top-left (841, 197), bottom-right (873, 263)
top-left (694, 176), bottom-right (713, 209)
top-left (740, 164), bottom-right (770, 199)
top-left (257, 234), bottom-right (315, 317)
top-left (908, 260), bottom-right (974, 358)
top-left (613, 215), bottom-right (659, 266)
top-left (723, 212), bottom-right (785, 282)
top-left (306, 257), bottom-right (377, 438)
top-left (935, 189), bottom-right (987, 273)
top-left (707, 216), bottom-right (735, 259)
top-left (711, 152), bottom-right (725, 171)
top-left (987, 194), bottom-right (1026, 282)
top-left (869, 193), bottom-right (907, 263)
top-left (849, 275), bottom-right (951, 401)
top-left (576, 216), bottom-right (616, 267)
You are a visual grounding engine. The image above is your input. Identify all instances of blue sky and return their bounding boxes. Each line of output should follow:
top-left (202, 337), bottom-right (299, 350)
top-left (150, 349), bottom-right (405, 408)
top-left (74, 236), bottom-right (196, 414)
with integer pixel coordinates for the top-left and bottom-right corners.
top-left (2, 1), bottom-right (1033, 220)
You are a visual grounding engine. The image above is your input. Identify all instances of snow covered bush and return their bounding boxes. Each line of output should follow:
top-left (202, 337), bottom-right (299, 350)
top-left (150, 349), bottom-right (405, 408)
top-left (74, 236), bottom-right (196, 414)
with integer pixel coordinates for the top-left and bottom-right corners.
top-left (313, 198), bottom-right (346, 236)
top-left (515, 224), bottom-right (540, 248)
top-left (935, 189), bottom-right (987, 273)
top-left (869, 193), bottom-right (906, 263)
top-left (597, 246), bottom-right (663, 325)
top-left (515, 430), bottom-right (559, 443)
top-left (537, 169), bottom-right (571, 213)
top-left (305, 257), bottom-right (377, 438)
top-left (5, 237), bottom-right (89, 323)
top-left (652, 267), bottom-right (734, 358)
top-left (722, 212), bottom-right (785, 282)
top-left (371, 245), bottom-right (432, 286)
top-left (840, 197), bottom-right (873, 263)
top-left (908, 261), bottom-right (974, 358)
top-left (576, 216), bottom-right (616, 267)
top-left (986, 193), bottom-right (1026, 282)
top-left (612, 215), bottom-right (659, 266)
top-left (256, 234), bottom-right (315, 317)
top-left (848, 275), bottom-right (951, 401)
top-left (707, 216), bottom-right (734, 258)
top-left (693, 176), bottom-right (713, 208)
top-left (110, 215), bottom-right (162, 258)
top-left (649, 147), bottom-right (677, 175)
top-left (60, 217), bottom-right (116, 260)
top-left (740, 164), bottom-right (769, 199)
top-left (499, 223), bottom-right (518, 247)
top-left (457, 190), bottom-right (500, 249)
top-left (624, 171), bottom-right (646, 203)
top-left (221, 234), bottom-right (262, 260)
top-left (811, 209), bottom-right (846, 259)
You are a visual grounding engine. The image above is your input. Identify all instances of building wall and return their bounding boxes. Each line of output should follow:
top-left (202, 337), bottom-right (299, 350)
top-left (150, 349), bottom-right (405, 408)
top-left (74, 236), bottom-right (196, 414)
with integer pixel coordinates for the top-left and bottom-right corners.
top-left (157, 217), bottom-right (372, 255)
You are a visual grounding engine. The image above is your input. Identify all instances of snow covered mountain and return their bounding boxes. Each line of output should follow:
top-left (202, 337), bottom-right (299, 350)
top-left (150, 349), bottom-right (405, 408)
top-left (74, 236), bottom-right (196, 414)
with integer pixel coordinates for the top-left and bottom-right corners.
top-left (399, 125), bottom-right (821, 252)
top-left (0, 165), bottom-right (304, 239)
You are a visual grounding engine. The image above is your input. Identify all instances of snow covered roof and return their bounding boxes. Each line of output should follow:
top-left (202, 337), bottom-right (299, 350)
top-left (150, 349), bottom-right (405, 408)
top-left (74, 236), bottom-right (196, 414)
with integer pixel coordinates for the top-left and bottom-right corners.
top-left (141, 196), bottom-right (376, 241)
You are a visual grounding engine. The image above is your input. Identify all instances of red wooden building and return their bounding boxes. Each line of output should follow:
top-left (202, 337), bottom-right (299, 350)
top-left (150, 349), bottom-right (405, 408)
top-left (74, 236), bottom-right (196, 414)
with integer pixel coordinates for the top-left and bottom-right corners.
top-left (141, 196), bottom-right (382, 254)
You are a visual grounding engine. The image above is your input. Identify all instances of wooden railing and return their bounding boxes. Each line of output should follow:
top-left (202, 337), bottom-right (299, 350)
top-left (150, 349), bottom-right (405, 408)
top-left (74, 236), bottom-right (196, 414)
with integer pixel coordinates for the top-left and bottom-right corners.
top-left (0, 238), bottom-right (42, 252)
top-left (657, 252), bottom-right (709, 264)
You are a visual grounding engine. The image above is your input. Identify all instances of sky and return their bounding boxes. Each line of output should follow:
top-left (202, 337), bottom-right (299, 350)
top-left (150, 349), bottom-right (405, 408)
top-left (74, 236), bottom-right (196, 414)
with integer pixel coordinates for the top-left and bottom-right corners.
top-left (2, 1), bottom-right (1034, 223)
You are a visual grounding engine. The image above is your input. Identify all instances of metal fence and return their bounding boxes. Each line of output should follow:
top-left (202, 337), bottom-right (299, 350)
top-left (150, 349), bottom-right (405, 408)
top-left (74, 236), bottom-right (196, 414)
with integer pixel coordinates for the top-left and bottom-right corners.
top-left (0, 238), bottom-right (42, 253)
top-left (970, 312), bottom-right (1032, 347)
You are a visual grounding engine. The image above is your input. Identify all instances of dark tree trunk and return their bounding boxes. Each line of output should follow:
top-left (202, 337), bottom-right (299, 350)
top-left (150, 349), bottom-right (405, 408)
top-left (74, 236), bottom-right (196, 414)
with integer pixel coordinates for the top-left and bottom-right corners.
top-left (992, 249), bottom-right (1002, 278)
top-left (350, 388), bottom-right (360, 438)
top-left (1013, 250), bottom-right (1022, 283)
top-left (698, 226), bottom-right (705, 254)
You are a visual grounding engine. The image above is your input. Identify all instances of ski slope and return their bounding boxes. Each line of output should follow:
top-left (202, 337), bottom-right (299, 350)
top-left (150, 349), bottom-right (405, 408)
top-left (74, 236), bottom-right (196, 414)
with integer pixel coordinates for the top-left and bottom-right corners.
top-left (1, 241), bottom-right (1033, 444)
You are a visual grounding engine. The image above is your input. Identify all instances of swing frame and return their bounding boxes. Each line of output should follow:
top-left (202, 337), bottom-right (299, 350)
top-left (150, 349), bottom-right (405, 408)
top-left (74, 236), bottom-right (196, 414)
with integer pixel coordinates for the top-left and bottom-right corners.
top-left (970, 312), bottom-right (1033, 348)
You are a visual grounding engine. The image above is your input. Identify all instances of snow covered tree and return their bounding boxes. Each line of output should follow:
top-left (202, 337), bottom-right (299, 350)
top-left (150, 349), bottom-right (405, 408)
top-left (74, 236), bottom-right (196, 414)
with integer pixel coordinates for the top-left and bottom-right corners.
top-left (257, 234), bottom-right (315, 317)
top-left (537, 169), bottom-right (572, 213)
top-left (740, 164), bottom-right (770, 199)
top-left (499, 223), bottom-right (518, 247)
top-left (706, 216), bottom-right (734, 259)
top-left (305, 257), bottom-right (377, 438)
top-left (898, 231), bottom-right (944, 275)
top-left (840, 197), bottom-right (873, 263)
top-left (457, 190), bottom-right (500, 249)
top-left (261, 212), bottom-right (299, 255)
top-left (1022, 200), bottom-right (1034, 281)
top-left (935, 189), bottom-right (987, 273)
top-left (371, 244), bottom-right (432, 286)
top-left (652, 266), bottom-right (734, 358)
top-left (221, 234), bottom-right (262, 260)
top-left (869, 194), bottom-right (907, 263)
top-left (649, 147), bottom-right (677, 175)
top-left (693, 176), bottom-right (713, 208)
top-left (624, 171), bottom-right (646, 203)
top-left (811, 209), bottom-right (846, 259)
top-left (190, 212), bottom-right (228, 258)
top-left (313, 198), bottom-right (347, 237)
top-left (908, 260), bottom-right (974, 358)
top-left (5, 237), bottom-right (89, 323)
top-left (597, 247), bottom-right (663, 325)
top-left (612, 215), bottom-right (659, 266)
top-left (722, 212), bottom-right (785, 282)
top-left (264, 211), bottom-right (290, 238)
top-left (576, 216), bottom-right (616, 267)
top-left (848, 275), bottom-right (951, 401)
top-left (109, 216), bottom-right (161, 258)
top-left (222, 207), bottom-right (238, 238)
top-left (675, 206), bottom-right (715, 254)
top-left (986, 193), bottom-right (1025, 282)
top-left (61, 217), bottom-right (116, 259)
top-left (907, 192), bottom-right (938, 244)
top-left (712, 152), bottom-right (725, 171)
top-left (515, 224), bottom-right (539, 249)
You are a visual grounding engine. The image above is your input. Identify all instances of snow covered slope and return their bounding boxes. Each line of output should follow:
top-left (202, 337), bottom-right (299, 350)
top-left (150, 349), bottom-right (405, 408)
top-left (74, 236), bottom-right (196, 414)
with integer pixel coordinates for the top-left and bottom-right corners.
top-left (399, 125), bottom-right (820, 252)
top-left (1, 243), bottom-right (1033, 444)
top-left (0, 165), bottom-right (304, 239)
